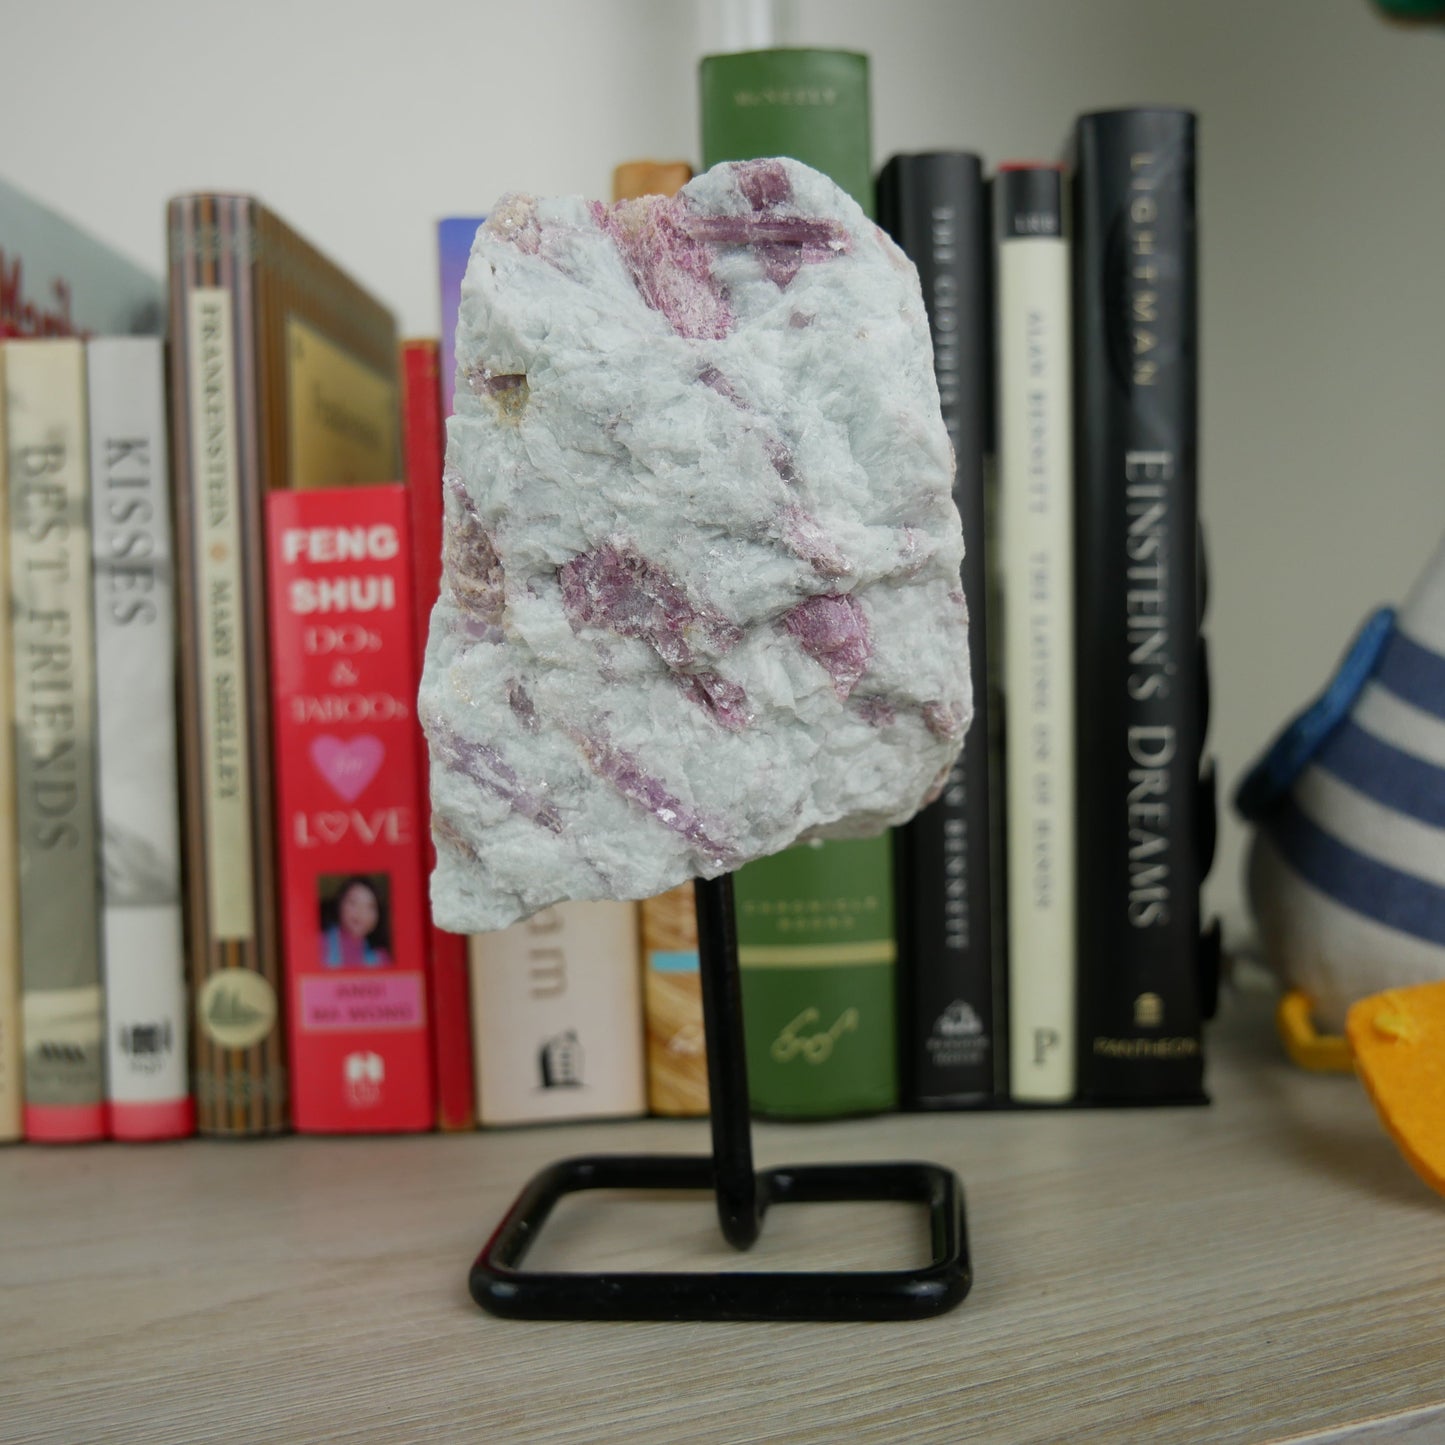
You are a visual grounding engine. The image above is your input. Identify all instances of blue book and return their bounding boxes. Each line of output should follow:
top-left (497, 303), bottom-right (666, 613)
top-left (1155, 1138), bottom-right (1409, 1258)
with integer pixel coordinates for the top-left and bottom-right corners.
top-left (437, 216), bottom-right (484, 418)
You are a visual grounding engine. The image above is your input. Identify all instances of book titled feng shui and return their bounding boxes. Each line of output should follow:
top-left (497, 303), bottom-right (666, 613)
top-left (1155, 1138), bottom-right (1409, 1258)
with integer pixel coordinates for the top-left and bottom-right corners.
top-left (266, 485), bottom-right (434, 1133)
top-left (3, 338), bottom-right (105, 1142)
top-left (469, 903), bottom-right (645, 1128)
top-left (87, 337), bottom-right (192, 1140)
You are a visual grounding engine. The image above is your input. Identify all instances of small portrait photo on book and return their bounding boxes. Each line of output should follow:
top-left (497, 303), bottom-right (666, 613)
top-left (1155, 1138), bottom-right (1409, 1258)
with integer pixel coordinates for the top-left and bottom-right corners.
top-left (317, 873), bottom-right (394, 969)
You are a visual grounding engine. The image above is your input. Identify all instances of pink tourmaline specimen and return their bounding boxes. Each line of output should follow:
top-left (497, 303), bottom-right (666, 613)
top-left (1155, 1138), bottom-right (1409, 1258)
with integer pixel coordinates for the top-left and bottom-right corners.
top-left (421, 158), bottom-right (969, 931)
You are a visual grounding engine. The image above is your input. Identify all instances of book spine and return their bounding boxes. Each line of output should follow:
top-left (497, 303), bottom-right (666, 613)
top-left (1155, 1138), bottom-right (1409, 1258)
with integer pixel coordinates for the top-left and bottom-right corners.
top-left (436, 219), bottom-right (484, 421)
top-left (877, 152), bottom-right (998, 1108)
top-left (996, 167), bottom-right (1077, 1103)
top-left (167, 195), bottom-right (287, 1134)
top-left (1073, 110), bottom-right (1205, 1101)
top-left (734, 836), bottom-right (898, 1118)
top-left (612, 161), bottom-right (693, 203)
top-left (699, 48), bottom-right (875, 216)
top-left (469, 902), bottom-right (646, 1127)
top-left (702, 46), bottom-right (897, 1118)
top-left (87, 337), bottom-right (193, 1140)
top-left (640, 883), bottom-right (707, 1115)
top-left (266, 485), bottom-right (434, 1133)
top-left (605, 161), bottom-right (710, 1118)
top-left (0, 349), bottom-right (23, 1140)
top-left (4, 339), bottom-right (105, 1141)
top-left (402, 338), bottom-right (475, 1130)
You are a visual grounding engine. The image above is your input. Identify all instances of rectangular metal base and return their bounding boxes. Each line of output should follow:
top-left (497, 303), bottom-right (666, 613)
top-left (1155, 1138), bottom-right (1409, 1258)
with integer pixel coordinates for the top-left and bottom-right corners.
top-left (471, 1153), bottom-right (971, 1323)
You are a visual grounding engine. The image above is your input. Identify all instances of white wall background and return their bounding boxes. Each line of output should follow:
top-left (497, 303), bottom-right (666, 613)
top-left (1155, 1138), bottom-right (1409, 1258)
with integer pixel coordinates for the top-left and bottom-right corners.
top-left (3, 0), bottom-right (1443, 947)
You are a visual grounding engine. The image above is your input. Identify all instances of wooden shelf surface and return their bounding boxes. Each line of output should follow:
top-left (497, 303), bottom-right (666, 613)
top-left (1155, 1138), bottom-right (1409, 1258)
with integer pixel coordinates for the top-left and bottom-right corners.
top-left (2, 985), bottom-right (1443, 1444)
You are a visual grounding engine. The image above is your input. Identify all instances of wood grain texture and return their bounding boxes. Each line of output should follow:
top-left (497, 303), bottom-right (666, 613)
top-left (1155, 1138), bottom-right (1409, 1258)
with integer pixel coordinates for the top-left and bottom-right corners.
top-left (1, 985), bottom-right (1442, 1444)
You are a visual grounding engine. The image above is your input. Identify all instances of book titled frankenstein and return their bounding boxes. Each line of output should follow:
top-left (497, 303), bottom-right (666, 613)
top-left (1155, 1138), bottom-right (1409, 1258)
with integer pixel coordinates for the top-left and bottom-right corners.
top-left (168, 194), bottom-right (400, 1134)
top-left (1072, 110), bottom-right (1207, 1102)
top-left (877, 152), bottom-right (999, 1108)
top-left (4, 339), bottom-right (105, 1141)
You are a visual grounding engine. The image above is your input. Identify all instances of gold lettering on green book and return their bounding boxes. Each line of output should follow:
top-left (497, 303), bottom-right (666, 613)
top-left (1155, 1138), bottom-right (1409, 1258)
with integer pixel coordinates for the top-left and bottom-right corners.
top-left (770, 1006), bottom-right (859, 1065)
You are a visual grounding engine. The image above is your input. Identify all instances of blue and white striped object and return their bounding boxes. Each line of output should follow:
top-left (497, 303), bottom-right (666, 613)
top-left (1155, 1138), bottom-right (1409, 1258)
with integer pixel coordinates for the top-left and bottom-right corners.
top-left (1239, 541), bottom-right (1445, 1032)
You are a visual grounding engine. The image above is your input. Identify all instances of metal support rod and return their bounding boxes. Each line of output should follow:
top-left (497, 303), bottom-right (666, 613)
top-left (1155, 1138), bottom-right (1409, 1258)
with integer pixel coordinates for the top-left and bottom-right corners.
top-left (468, 872), bottom-right (972, 1321)
top-left (694, 874), bottom-right (762, 1249)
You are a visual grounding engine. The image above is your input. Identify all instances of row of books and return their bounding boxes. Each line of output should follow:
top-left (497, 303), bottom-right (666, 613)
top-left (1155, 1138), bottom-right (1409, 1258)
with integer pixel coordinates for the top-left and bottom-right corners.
top-left (698, 51), bottom-right (1219, 1117)
top-left (883, 128), bottom-right (1220, 1114)
top-left (0, 45), bottom-right (1218, 1142)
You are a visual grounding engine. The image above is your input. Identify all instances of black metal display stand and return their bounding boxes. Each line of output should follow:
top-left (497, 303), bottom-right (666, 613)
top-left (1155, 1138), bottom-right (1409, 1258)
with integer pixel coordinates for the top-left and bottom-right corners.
top-left (469, 874), bottom-right (972, 1322)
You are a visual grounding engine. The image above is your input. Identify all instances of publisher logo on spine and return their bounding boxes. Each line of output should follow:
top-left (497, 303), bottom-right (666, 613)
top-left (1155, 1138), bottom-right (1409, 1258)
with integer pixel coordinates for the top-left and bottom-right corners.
top-left (538, 1031), bottom-right (584, 1089)
top-left (118, 1021), bottom-right (175, 1076)
top-left (770, 1007), bottom-right (859, 1065)
top-left (198, 971), bottom-right (277, 1050)
top-left (926, 1000), bottom-right (989, 1071)
top-left (344, 1051), bottom-right (385, 1108)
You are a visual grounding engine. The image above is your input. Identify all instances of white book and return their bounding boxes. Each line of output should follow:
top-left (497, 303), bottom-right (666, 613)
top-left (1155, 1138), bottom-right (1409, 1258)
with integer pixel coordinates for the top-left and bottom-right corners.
top-left (996, 169), bottom-right (1077, 1103)
top-left (470, 901), bottom-right (646, 1126)
top-left (88, 338), bottom-right (191, 1139)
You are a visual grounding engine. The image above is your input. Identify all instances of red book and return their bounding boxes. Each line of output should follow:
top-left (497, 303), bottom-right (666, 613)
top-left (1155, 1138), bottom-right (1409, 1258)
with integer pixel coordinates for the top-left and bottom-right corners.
top-left (266, 485), bottom-right (435, 1133)
top-left (401, 339), bottom-right (476, 1130)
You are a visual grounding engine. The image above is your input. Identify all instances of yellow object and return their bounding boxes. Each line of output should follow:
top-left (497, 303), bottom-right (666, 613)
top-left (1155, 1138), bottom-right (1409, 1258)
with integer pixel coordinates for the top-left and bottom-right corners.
top-left (1276, 991), bottom-right (1353, 1072)
top-left (1347, 981), bottom-right (1445, 1198)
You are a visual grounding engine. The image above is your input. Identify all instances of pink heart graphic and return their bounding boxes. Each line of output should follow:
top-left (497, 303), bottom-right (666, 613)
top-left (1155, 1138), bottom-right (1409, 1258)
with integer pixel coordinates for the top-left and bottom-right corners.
top-left (309, 735), bottom-right (385, 803)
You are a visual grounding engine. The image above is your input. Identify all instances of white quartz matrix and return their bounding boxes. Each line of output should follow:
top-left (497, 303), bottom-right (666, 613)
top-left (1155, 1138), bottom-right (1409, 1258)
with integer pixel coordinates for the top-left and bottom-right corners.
top-left (421, 157), bottom-right (970, 932)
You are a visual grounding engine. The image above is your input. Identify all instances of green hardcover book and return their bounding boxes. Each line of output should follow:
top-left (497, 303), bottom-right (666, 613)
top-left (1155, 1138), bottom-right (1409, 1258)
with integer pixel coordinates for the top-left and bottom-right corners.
top-left (699, 48), bottom-right (874, 217)
top-left (735, 837), bottom-right (898, 1117)
top-left (700, 47), bottom-right (895, 1117)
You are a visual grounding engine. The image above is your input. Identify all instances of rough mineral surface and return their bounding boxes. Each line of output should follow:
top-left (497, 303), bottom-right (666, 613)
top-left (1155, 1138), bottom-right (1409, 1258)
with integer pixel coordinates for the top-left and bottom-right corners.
top-left (422, 157), bottom-right (970, 932)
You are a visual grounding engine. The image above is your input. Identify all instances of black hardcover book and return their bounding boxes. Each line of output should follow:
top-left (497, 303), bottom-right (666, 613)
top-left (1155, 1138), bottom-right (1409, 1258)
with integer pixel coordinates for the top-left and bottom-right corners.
top-left (1072, 109), bottom-right (1207, 1102)
top-left (877, 152), bottom-right (1000, 1107)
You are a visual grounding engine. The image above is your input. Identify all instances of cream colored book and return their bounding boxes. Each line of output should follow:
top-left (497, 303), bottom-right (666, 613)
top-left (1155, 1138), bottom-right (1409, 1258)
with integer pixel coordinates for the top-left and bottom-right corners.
top-left (469, 901), bottom-right (646, 1126)
top-left (0, 348), bottom-right (21, 1141)
top-left (4, 338), bottom-right (105, 1140)
top-left (996, 167), bottom-right (1077, 1103)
